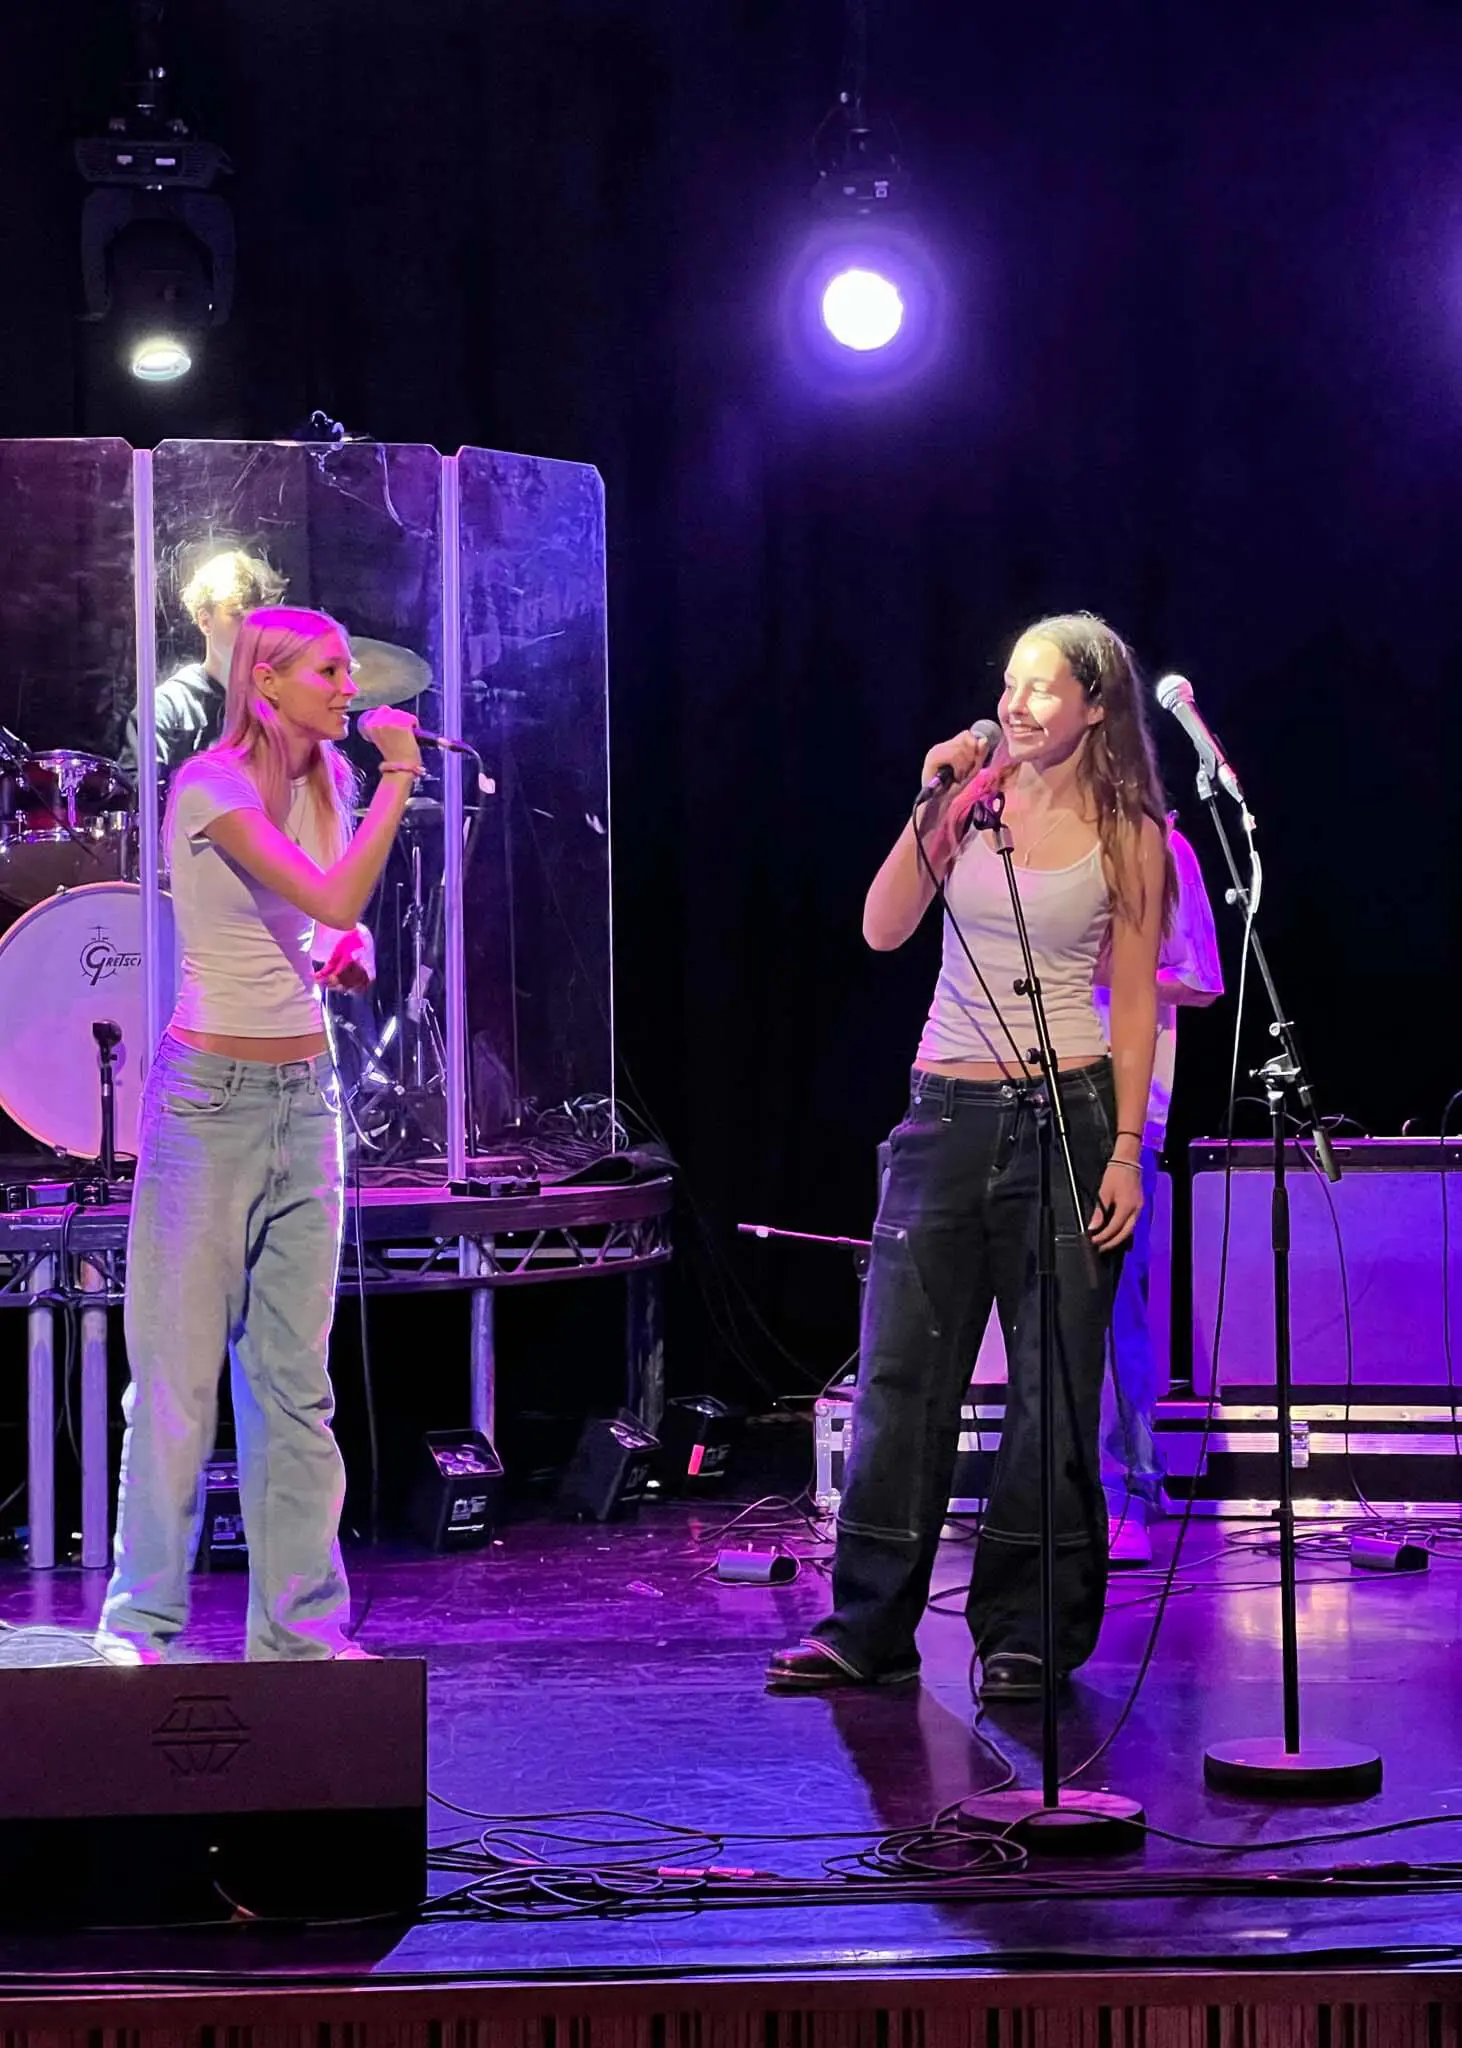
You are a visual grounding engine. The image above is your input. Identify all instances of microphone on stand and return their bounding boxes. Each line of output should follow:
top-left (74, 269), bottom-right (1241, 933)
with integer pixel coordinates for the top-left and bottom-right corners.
top-left (1154, 674), bottom-right (1245, 805)
top-left (916, 718), bottom-right (1002, 805)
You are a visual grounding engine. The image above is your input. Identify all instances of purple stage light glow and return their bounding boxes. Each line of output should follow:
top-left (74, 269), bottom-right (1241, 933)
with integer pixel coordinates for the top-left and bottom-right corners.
top-left (782, 221), bottom-right (947, 394)
top-left (820, 267), bottom-right (905, 351)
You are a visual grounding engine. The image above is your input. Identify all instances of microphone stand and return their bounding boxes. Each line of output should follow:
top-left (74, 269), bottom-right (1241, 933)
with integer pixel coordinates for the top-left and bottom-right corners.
top-left (1193, 766), bottom-right (1381, 1798)
top-left (88, 1019), bottom-right (124, 1203)
top-left (955, 792), bottom-right (1142, 1853)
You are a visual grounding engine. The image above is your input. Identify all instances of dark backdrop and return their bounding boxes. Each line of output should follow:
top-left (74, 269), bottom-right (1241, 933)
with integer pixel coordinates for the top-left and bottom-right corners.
top-left (2, 0), bottom-right (1460, 1413)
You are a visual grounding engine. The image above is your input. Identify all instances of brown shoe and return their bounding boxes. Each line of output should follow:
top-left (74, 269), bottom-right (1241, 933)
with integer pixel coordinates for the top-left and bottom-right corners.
top-left (765, 1640), bottom-right (919, 1692)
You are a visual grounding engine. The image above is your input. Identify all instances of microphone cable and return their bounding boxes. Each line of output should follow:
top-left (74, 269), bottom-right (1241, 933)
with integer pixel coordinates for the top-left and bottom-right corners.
top-left (908, 784), bottom-right (1033, 1083)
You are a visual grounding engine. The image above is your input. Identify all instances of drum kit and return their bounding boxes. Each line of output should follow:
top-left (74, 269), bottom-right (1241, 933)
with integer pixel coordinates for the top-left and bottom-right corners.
top-left (0, 726), bottom-right (177, 1176)
top-left (0, 651), bottom-right (453, 1184)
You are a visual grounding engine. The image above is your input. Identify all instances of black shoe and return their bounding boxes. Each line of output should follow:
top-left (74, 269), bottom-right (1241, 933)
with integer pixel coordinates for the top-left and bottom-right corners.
top-left (765, 1641), bottom-right (919, 1692)
top-left (977, 1651), bottom-right (1069, 1701)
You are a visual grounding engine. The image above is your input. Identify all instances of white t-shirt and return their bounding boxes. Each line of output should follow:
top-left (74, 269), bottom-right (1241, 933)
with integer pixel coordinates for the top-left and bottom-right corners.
top-left (1092, 827), bottom-right (1223, 1149)
top-left (168, 753), bottom-right (345, 1038)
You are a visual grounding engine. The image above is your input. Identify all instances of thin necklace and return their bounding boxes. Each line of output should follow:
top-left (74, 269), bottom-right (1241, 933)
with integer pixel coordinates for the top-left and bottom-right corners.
top-left (1012, 807), bottom-right (1069, 868)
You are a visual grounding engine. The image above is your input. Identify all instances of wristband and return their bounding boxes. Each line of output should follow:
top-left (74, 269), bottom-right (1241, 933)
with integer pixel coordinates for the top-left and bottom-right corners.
top-left (1115, 1130), bottom-right (1144, 1143)
top-left (379, 761), bottom-right (424, 780)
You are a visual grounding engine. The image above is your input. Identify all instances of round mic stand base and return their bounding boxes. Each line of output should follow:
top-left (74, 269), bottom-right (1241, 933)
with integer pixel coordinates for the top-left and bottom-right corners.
top-left (1204, 1734), bottom-right (1381, 1799)
top-left (954, 1788), bottom-right (1145, 1857)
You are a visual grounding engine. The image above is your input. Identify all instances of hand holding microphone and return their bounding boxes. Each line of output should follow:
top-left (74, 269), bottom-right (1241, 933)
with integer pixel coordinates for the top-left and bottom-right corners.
top-left (355, 708), bottom-right (476, 766)
top-left (917, 718), bottom-right (1002, 805)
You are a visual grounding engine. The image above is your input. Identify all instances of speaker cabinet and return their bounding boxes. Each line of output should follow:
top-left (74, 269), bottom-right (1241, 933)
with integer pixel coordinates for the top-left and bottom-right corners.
top-left (1190, 1139), bottom-right (1462, 1394)
top-left (0, 1655), bottom-right (426, 1925)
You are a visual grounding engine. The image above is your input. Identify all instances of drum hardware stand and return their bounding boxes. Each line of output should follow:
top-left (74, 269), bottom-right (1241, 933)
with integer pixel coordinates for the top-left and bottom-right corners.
top-left (374, 810), bottom-right (450, 1159)
top-left (336, 812), bottom-right (449, 1166)
top-left (403, 826), bottom-right (449, 1105)
top-left (0, 724), bottom-right (24, 836)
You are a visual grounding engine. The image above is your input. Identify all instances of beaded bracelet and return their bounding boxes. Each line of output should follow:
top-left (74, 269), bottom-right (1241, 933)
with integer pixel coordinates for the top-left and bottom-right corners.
top-left (379, 761), bottom-right (425, 780)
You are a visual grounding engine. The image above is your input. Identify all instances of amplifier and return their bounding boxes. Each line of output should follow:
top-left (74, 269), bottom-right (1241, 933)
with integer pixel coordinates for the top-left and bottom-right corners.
top-left (1190, 1139), bottom-right (1462, 1394)
top-left (950, 1169), bottom-right (1175, 1388)
top-left (0, 1655), bottom-right (426, 1924)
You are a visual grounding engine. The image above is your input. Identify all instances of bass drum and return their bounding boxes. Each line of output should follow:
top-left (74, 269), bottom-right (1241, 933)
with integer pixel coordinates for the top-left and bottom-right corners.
top-left (0, 883), bottom-right (179, 1161)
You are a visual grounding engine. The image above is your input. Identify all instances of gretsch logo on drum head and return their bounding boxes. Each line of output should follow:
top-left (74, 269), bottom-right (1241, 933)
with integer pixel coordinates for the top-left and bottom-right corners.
top-left (80, 925), bottom-right (142, 988)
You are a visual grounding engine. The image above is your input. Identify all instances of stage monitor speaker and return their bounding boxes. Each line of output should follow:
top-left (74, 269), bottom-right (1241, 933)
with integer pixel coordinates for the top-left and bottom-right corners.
top-left (0, 1655), bottom-right (426, 1925)
top-left (1190, 1139), bottom-right (1462, 1394)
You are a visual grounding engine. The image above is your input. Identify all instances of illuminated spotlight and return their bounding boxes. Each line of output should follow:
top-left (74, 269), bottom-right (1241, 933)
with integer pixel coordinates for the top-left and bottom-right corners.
top-left (821, 266), bottom-right (904, 351)
top-left (129, 335), bottom-right (193, 383)
top-left (782, 221), bottom-right (946, 394)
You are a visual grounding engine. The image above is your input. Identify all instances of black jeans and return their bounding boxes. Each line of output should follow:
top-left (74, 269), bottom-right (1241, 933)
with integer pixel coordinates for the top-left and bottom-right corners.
top-left (812, 1062), bottom-right (1121, 1677)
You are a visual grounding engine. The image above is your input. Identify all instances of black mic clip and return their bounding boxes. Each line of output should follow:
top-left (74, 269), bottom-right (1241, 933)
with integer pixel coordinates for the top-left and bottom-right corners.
top-left (966, 788), bottom-right (1006, 835)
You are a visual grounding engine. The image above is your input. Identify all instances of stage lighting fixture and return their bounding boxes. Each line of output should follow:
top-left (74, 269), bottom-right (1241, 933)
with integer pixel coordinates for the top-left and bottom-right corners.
top-left (75, 3), bottom-right (234, 384)
top-left (411, 1430), bottom-right (504, 1550)
top-left (784, 1), bottom-right (945, 387)
top-left (556, 1412), bottom-right (660, 1522)
top-left (658, 1395), bottom-right (745, 1492)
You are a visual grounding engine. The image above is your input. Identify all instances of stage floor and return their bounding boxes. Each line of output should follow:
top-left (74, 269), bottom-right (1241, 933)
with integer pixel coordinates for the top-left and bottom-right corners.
top-left (3, 1502), bottom-right (1462, 1985)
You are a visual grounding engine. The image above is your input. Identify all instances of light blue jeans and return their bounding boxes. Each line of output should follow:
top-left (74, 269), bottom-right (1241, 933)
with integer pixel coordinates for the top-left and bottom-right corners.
top-left (101, 1033), bottom-right (353, 1659)
top-left (1100, 1146), bottom-right (1168, 1517)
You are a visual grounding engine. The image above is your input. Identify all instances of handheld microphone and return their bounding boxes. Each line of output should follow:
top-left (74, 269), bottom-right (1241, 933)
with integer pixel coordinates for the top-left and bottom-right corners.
top-left (412, 728), bottom-right (476, 758)
top-left (1153, 674), bottom-right (1245, 805)
top-left (917, 718), bottom-right (1002, 804)
top-left (354, 713), bottom-right (476, 758)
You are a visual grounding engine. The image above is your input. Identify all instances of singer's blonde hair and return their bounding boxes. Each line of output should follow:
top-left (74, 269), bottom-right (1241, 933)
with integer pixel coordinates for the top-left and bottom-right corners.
top-left (165, 606), bottom-right (356, 863)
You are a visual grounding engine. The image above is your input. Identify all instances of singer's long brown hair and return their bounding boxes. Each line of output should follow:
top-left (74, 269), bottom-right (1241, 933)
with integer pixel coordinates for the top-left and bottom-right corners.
top-left (165, 607), bottom-right (356, 863)
top-left (948, 612), bottom-right (1175, 929)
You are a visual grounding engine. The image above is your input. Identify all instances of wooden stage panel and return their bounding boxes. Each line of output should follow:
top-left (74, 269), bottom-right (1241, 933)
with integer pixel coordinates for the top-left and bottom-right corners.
top-left (4, 1986), bottom-right (1462, 2048)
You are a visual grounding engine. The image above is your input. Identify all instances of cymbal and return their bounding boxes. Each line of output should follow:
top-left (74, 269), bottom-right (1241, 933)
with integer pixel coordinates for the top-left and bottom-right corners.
top-left (350, 637), bottom-right (433, 709)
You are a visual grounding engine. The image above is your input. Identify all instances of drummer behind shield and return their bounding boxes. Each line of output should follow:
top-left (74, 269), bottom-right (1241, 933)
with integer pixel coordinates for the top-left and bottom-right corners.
top-left (120, 547), bottom-right (432, 786)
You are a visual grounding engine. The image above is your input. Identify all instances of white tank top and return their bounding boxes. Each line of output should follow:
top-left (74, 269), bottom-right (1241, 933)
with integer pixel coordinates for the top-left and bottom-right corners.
top-left (917, 828), bottom-right (1111, 1068)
